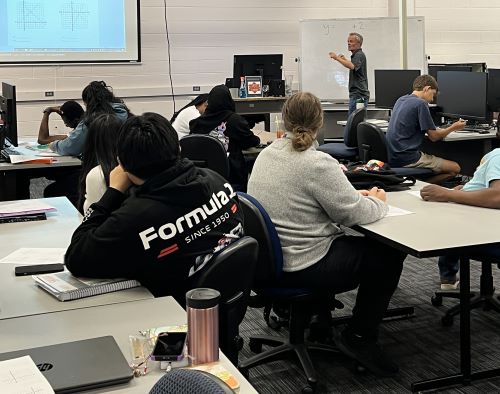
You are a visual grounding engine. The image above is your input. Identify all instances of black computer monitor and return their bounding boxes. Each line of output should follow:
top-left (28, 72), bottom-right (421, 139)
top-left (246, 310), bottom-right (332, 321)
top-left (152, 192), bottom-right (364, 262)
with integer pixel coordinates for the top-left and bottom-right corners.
top-left (233, 54), bottom-right (283, 85)
top-left (0, 82), bottom-right (18, 147)
top-left (437, 71), bottom-right (489, 121)
top-left (374, 69), bottom-right (421, 109)
top-left (447, 62), bottom-right (487, 73)
top-left (487, 69), bottom-right (500, 112)
top-left (428, 64), bottom-right (472, 81)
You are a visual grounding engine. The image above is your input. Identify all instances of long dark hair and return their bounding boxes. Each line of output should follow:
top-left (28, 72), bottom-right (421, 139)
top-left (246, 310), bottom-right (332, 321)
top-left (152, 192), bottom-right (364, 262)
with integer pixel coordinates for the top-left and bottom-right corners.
top-left (81, 81), bottom-right (130, 124)
top-left (170, 94), bottom-right (208, 123)
top-left (78, 113), bottom-right (123, 210)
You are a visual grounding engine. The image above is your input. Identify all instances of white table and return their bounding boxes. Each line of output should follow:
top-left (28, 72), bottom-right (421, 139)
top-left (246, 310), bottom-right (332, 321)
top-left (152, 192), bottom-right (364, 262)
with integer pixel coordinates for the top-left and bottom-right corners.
top-left (0, 297), bottom-right (258, 393)
top-left (0, 197), bottom-right (153, 320)
top-left (357, 182), bottom-right (500, 391)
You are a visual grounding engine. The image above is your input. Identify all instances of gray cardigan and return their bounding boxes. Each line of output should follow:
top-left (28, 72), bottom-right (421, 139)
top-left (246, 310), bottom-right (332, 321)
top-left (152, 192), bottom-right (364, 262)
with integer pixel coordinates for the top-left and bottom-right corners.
top-left (247, 138), bottom-right (388, 272)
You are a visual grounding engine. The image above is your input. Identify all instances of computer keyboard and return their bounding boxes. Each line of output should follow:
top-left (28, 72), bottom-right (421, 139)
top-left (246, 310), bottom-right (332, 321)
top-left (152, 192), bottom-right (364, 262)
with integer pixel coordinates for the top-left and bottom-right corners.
top-left (461, 126), bottom-right (491, 133)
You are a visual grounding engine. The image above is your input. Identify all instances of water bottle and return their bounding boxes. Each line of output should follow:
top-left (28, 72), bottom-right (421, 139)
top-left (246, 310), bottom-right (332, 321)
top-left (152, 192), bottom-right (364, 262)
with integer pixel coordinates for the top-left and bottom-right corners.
top-left (239, 76), bottom-right (247, 98)
top-left (186, 288), bottom-right (220, 365)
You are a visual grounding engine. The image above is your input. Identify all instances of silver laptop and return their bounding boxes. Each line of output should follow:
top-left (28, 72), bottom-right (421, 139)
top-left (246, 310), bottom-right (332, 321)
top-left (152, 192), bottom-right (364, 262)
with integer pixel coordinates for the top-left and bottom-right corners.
top-left (0, 336), bottom-right (133, 393)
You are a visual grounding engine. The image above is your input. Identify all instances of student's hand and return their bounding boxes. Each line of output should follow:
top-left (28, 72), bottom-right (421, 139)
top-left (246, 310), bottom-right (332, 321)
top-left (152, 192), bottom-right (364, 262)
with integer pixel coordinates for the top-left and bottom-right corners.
top-left (420, 184), bottom-right (452, 202)
top-left (358, 189), bottom-right (370, 196)
top-left (44, 106), bottom-right (61, 115)
top-left (110, 165), bottom-right (132, 193)
top-left (453, 184), bottom-right (464, 191)
top-left (329, 51), bottom-right (338, 60)
top-left (452, 118), bottom-right (467, 131)
top-left (367, 186), bottom-right (386, 202)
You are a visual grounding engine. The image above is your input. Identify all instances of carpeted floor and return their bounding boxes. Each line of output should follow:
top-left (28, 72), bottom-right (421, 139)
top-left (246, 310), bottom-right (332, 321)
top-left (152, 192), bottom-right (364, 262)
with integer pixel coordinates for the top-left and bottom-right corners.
top-left (31, 178), bottom-right (500, 393)
top-left (237, 256), bottom-right (500, 394)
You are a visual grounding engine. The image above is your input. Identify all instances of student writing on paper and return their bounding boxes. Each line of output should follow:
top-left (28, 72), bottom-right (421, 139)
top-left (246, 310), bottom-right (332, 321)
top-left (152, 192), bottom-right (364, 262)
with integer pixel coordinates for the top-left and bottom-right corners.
top-left (65, 113), bottom-right (244, 304)
top-left (37, 100), bottom-right (84, 145)
top-left (248, 92), bottom-right (406, 377)
top-left (386, 75), bottom-right (465, 185)
top-left (420, 148), bottom-right (500, 290)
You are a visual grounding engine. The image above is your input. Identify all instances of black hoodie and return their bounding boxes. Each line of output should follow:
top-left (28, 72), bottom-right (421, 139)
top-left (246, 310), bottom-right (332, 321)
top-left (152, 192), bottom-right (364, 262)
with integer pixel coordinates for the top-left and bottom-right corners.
top-left (65, 159), bottom-right (244, 300)
top-left (189, 85), bottom-right (260, 186)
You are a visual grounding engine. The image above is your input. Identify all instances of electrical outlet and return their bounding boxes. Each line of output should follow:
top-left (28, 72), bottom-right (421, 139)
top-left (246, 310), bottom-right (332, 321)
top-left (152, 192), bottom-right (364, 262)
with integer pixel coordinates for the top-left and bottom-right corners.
top-left (45, 91), bottom-right (54, 97)
top-left (192, 86), bottom-right (200, 92)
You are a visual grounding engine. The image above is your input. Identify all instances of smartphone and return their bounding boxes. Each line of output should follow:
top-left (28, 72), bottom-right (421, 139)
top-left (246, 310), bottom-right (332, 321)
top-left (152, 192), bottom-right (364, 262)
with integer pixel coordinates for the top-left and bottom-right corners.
top-left (150, 332), bottom-right (187, 362)
top-left (14, 264), bottom-right (65, 276)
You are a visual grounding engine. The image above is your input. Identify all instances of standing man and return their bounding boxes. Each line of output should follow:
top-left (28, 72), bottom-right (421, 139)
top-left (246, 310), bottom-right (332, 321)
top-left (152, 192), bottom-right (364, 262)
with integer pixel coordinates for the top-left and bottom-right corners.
top-left (386, 75), bottom-right (465, 185)
top-left (329, 32), bottom-right (369, 116)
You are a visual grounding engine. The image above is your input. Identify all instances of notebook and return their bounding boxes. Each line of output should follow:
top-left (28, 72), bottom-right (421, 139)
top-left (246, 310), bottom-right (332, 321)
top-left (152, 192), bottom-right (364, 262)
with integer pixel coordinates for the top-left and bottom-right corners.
top-left (33, 271), bottom-right (141, 301)
top-left (0, 336), bottom-right (133, 393)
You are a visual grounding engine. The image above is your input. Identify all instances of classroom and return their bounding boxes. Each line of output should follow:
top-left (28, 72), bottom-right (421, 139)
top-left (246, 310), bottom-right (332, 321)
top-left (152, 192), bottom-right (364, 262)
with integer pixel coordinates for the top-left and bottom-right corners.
top-left (1, 1), bottom-right (500, 393)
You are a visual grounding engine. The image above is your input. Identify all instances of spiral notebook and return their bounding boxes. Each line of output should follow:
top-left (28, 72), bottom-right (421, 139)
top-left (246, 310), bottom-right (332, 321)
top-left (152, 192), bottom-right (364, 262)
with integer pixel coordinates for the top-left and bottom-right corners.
top-left (33, 271), bottom-right (141, 301)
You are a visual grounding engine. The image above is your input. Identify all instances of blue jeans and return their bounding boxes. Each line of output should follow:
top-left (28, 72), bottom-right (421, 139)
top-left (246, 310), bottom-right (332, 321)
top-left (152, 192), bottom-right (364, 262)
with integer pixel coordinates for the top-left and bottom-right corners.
top-left (348, 97), bottom-right (369, 117)
top-left (438, 244), bottom-right (500, 281)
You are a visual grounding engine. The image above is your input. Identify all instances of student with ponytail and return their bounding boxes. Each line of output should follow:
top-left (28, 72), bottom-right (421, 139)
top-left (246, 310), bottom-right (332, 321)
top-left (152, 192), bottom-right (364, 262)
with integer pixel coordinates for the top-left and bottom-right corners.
top-left (248, 92), bottom-right (406, 378)
top-left (50, 80), bottom-right (130, 156)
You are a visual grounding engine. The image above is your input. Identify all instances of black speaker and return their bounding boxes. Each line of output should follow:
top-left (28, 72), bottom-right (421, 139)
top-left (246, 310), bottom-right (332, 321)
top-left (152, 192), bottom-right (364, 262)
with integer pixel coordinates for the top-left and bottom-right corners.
top-left (268, 79), bottom-right (285, 97)
top-left (225, 77), bottom-right (238, 89)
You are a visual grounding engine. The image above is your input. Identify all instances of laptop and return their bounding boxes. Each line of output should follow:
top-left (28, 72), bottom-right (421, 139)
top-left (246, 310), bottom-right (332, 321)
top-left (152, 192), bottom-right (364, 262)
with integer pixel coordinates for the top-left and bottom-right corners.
top-left (0, 336), bottom-right (133, 393)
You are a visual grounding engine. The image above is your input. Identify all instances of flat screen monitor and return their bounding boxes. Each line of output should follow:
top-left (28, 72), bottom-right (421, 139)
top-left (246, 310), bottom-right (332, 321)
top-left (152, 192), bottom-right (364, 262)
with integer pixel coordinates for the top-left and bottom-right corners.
top-left (374, 69), bottom-right (421, 109)
top-left (0, 0), bottom-right (140, 64)
top-left (437, 71), bottom-right (489, 121)
top-left (0, 82), bottom-right (17, 147)
top-left (488, 69), bottom-right (500, 112)
top-left (233, 54), bottom-right (283, 85)
top-left (428, 64), bottom-right (472, 81)
top-left (447, 62), bottom-right (487, 73)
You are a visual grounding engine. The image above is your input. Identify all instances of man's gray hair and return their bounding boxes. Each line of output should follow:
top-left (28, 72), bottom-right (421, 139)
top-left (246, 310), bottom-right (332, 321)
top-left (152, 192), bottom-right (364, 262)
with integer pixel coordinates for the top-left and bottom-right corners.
top-left (349, 32), bottom-right (363, 45)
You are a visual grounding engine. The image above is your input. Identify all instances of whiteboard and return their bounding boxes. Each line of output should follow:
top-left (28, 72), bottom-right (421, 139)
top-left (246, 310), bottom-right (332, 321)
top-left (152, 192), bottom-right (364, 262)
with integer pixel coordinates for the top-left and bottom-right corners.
top-left (299, 17), bottom-right (426, 102)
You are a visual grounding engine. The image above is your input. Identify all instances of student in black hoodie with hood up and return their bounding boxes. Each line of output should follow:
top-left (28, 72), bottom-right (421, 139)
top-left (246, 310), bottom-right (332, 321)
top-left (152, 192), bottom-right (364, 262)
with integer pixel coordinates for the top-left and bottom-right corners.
top-left (189, 85), bottom-right (260, 190)
top-left (65, 112), bottom-right (244, 302)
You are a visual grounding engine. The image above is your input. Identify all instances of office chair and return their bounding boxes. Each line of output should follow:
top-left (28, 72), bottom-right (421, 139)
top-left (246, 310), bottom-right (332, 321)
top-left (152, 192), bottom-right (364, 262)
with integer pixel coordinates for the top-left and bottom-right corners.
top-left (180, 134), bottom-right (230, 179)
top-left (432, 255), bottom-right (500, 326)
top-left (237, 192), bottom-right (339, 393)
top-left (189, 236), bottom-right (259, 366)
top-left (356, 122), bottom-right (433, 177)
top-left (149, 369), bottom-right (233, 394)
top-left (317, 107), bottom-right (366, 161)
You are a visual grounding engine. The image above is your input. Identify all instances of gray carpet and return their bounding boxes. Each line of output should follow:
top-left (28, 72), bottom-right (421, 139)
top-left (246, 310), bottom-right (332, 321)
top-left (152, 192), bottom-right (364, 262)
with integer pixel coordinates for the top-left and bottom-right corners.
top-left (31, 178), bottom-right (500, 393)
top-left (238, 256), bottom-right (500, 394)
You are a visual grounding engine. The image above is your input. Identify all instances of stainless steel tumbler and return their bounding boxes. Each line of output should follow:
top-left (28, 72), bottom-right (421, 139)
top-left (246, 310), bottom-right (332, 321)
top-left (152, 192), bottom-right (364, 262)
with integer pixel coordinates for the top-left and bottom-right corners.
top-left (186, 288), bottom-right (221, 365)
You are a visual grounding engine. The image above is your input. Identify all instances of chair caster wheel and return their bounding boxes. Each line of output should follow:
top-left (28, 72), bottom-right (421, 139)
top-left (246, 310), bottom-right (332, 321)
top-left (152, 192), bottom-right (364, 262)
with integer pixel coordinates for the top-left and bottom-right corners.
top-left (302, 385), bottom-right (315, 394)
top-left (441, 314), bottom-right (454, 327)
top-left (431, 295), bottom-right (443, 307)
top-left (249, 338), bottom-right (262, 353)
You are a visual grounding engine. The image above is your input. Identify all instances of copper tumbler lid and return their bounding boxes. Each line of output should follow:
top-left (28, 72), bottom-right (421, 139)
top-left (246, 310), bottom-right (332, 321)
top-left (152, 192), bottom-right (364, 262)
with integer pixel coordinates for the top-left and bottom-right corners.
top-left (186, 288), bottom-right (221, 309)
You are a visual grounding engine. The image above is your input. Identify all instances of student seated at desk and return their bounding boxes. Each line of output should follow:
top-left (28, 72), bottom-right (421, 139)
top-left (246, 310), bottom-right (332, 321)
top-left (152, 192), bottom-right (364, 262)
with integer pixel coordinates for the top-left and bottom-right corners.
top-left (420, 148), bottom-right (500, 289)
top-left (65, 112), bottom-right (244, 303)
top-left (79, 113), bottom-right (122, 212)
top-left (189, 85), bottom-right (260, 190)
top-left (386, 75), bottom-right (466, 184)
top-left (170, 94), bottom-right (208, 139)
top-left (38, 101), bottom-right (84, 145)
top-left (247, 92), bottom-right (406, 377)
top-left (49, 80), bottom-right (130, 157)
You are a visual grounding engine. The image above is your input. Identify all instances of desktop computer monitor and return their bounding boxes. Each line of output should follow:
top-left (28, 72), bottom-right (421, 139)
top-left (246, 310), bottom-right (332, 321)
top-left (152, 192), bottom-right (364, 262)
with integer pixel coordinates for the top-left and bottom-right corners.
top-left (428, 64), bottom-right (472, 81)
top-left (233, 54), bottom-right (283, 85)
top-left (0, 82), bottom-right (18, 147)
top-left (374, 69), bottom-right (421, 109)
top-left (487, 69), bottom-right (500, 112)
top-left (436, 71), bottom-right (489, 122)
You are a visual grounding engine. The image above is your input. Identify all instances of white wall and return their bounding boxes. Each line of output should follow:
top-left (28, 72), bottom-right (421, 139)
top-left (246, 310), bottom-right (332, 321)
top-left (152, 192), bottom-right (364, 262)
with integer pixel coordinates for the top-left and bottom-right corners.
top-left (3, 0), bottom-right (498, 136)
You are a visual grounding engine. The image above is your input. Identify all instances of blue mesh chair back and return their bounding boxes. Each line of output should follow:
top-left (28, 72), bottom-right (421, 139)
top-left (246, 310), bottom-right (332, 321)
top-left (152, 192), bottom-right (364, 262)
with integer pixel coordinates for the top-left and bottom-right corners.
top-left (148, 369), bottom-right (234, 394)
top-left (237, 192), bottom-right (284, 284)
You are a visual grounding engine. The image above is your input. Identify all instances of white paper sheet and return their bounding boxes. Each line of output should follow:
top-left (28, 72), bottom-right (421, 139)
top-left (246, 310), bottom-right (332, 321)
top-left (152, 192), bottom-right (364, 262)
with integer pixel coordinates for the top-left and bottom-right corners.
top-left (0, 248), bottom-right (65, 265)
top-left (0, 200), bottom-right (56, 217)
top-left (385, 205), bottom-right (414, 217)
top-left (407, 190), bottom-right (422, 199)
top-left (0, 356), bottom-right (55, 394)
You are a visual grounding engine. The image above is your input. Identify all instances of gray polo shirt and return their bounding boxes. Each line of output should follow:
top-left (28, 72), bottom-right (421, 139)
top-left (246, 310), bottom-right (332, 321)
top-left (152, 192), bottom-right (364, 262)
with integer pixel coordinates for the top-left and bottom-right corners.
top-left (349, 49), bottom-right (369, 100)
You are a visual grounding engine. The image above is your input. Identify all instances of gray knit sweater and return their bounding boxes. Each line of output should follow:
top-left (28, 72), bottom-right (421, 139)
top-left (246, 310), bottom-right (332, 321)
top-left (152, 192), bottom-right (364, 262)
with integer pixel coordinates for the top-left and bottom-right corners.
top-left (247, 138), bottom-right (388, 272)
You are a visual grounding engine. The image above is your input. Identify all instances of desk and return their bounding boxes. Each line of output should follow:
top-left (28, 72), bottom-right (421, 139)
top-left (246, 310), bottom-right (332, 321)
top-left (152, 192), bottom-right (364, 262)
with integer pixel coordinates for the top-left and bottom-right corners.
top-left (357, 182), bottom-right (500, 391)
top-left (0, 141), bottom-right (81, 201)
top-left (0, 297), bottom-right (258, 393)
top-left (0, 197), bottom-right (153, 320)
top-left (234, 97), bottom-right (286, 130)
